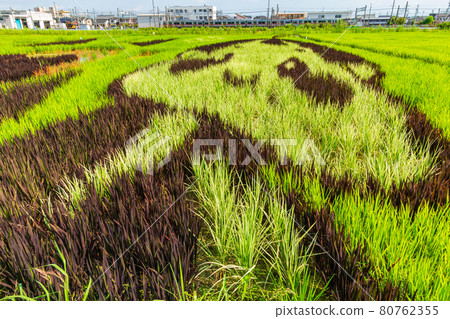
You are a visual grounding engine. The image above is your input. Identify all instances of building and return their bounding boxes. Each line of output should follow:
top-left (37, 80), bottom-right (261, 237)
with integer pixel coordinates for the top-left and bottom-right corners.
top-left (95, 15), bottom-right (117, 28)
top-left (307, 11), bottom-right (353, 20)
top-left (166, 5), bottom-right (217, 21)
top-left (55, 10), bottom-right (71, 19)
top-left (235, 13), bottom-right (252, 19)
top-left (276, 13), bottom-right (306, 19)
top-left (430, 12), bottom-right (449, 22)
top-left (137, 13), bottom-right (166, 28)
top-left (3, 9), bottom-right (56, 29)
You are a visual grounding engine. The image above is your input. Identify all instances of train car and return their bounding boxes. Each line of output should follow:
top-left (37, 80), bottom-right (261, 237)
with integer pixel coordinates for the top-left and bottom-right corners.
top-left (165, 18), bottom-right (339, 28)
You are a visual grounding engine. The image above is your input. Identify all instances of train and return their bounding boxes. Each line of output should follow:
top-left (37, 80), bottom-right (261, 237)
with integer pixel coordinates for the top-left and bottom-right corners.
top-left (165, 18), bottom-right (342, 28)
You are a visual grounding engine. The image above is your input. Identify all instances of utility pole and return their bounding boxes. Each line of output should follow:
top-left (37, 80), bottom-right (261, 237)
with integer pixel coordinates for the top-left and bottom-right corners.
top-left (53, 1), bottom-right (59, 24)
top-left (446, 3), bottom-right (449, 22)
top-left (157, 7), bottom-right (160, 28)
top-left (152, 0), bottom-right (156, 28)
top-left (75, 7), bottom-right (78, 29)
top-left (363, 5), bottom-right (367, 27)
top-left (396, 5), bottom-right (400, 25)
top-left (117, 8), bottom-right (120, 29)
top-left (368, 3), bottom-right (372, 27)
top-left (403, 1), bottom-right (409, 24)
top-left (390, 0), bottom-right (396, 26)
top-left (276, 4), bottom-right (279, 27)
top-left (414, 5), bottom-right (419, 19)
top-left (93, 8), bottom-right (96, 29)
top-left (271, 8), bottom-right (275, 26)
top-left (267, 0), bottom-right (270, 27)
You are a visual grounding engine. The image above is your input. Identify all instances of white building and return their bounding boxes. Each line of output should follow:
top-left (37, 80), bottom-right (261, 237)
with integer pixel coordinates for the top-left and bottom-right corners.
top-left (166, 5), bottom-right (217, 21)
top-left (307, 11), bottom-right (353, 20)
top-left (137, 13), bottom-right (166, 28)
top-left (4, 9), bottom-right (56, 29)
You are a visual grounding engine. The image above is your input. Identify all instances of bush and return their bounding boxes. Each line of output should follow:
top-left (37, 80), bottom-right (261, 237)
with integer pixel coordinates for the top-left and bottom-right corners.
top-left (420, 16), bottom-right (434, 25)
top-left (439, 22), bottom-right (450, 30)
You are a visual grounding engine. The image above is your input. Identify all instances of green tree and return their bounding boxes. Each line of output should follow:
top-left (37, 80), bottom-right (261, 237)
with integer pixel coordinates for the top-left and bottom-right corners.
top-left (421, 16), bottom-right (434, 25)
top-left (387, 17), bottom-right (397, 25)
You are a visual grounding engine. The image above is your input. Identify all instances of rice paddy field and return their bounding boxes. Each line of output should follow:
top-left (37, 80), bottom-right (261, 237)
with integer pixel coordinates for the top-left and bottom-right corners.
top-left (0, 28), bottom-right (448, 301)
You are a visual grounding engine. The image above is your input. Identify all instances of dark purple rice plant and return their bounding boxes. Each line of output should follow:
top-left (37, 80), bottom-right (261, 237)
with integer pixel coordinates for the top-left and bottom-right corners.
top-left (0, 54), bottom-right (78, 82)
top-left (0, 78), bottom-right (168, 217)
top-left (33, 38), bottom-right (97, 46)
top-left (170, 53), bottom-right (234, 74)
top-left (131, 39), bottom-right (175, 46)
top-left (0, 70), bottom-right (80, 120)
top-left (278, 57), bottom-right (354, 109)
top-left (223, 69), bottom-right (260, 89)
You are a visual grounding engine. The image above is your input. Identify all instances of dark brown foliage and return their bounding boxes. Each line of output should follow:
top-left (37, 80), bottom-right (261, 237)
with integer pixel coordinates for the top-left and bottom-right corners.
top-left (285, 39), bottom-right (366, 65)
top-left (0, 70), bottom-right (79, 120)
top-left (278, 57), bottom-right (354, 108)
top-left (0, 78), bottom-right (168, 216)
top-left (0, 166), bottom-right (201, 300)
top-left (0, 54), bottom-right (78, 82)
top-left (387, 95), bottom-right (450, 216)
top-left (170, 53), bottom-right (234, 74)
top-left (33, 38), bottom-right (97, 46)
top-left (131, 39), bottom-right (175, 46)
top-left (195, 39), bottom-right (257, 54)
top-left (286, 39), bottom-right (383, 89)
top-left (223, 69), bottom-right (259, 89)
top-left (262, 38), bottom-right (287, 46)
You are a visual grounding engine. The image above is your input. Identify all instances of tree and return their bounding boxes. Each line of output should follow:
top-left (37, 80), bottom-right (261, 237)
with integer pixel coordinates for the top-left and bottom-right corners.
top-left (421, 16), bottom-right (434, 25)
top-left (387, 17), bottom-right (397, 25)
top-left (397, 17), bottom-right (406, 25)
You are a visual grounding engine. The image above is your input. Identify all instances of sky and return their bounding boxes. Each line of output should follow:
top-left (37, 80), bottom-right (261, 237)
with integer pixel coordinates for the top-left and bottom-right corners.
top-left (2, 0), bottom-right (448, 16)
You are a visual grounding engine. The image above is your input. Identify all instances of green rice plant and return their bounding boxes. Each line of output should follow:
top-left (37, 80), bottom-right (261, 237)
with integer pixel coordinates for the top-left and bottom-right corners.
top-left (192, 160), bottom-right (238, 264)
top-left (191, 160), bottom-right (323, 301)
top-left (330, 191), bottom-right (450, 300)
top-left (264, 191), bottom-right (324, 301)
top-left (303, 32), bottom-right (450, 66)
